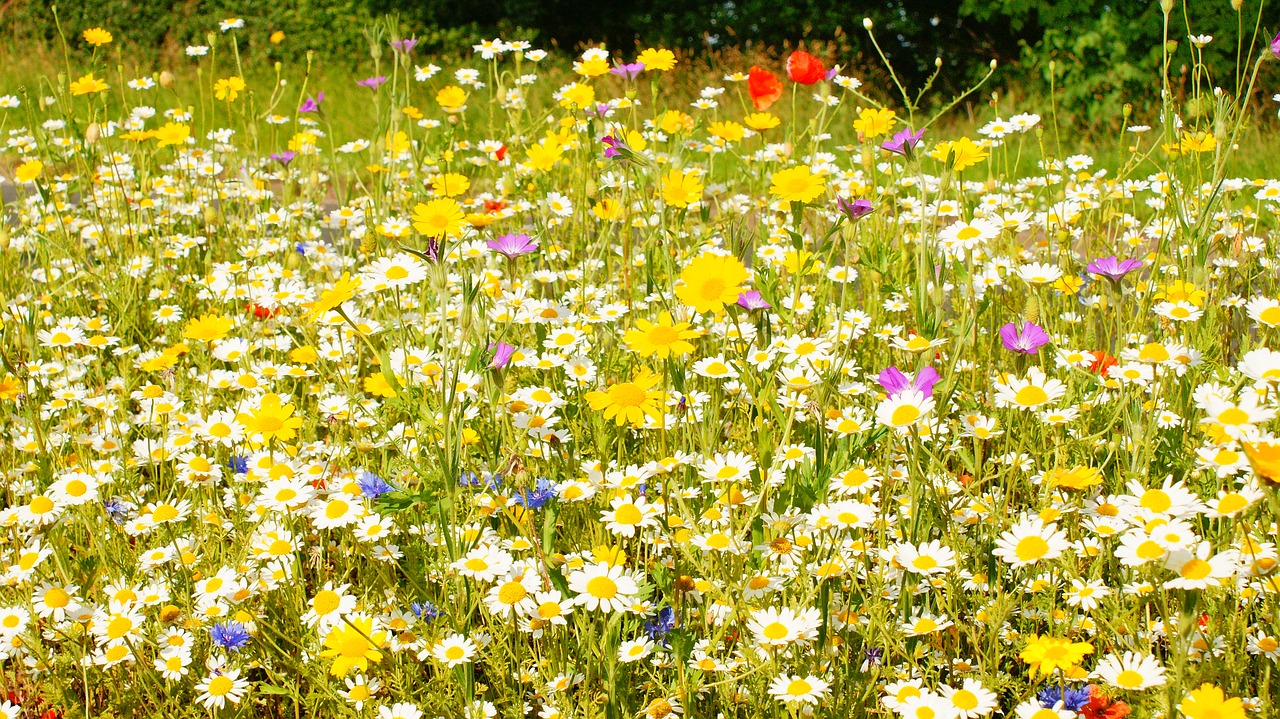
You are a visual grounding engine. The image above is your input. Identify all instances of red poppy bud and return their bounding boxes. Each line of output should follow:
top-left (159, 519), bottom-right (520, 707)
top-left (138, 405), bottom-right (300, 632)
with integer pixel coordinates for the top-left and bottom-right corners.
top-left (747, 66), bottom-right (783, 110)
top-left (786, 50), bottom-right (826, 85)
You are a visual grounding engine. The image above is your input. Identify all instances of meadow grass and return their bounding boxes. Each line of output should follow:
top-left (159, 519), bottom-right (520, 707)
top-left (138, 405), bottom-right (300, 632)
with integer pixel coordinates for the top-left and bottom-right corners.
top-left (0, 11), bottom-right (1278, 719)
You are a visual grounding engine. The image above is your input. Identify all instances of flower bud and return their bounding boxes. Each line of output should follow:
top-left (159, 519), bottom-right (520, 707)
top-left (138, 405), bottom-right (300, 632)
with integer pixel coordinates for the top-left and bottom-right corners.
top-left (862, 18), bottom-right (873, 29)
top-left (990, 59), bottom-right (998, 70)
top-left (159, 70), bottom-right (175, 88)
top-left (85, 122), bottom-right (100, 144)
top-left (935, 57), bottom-right (942, 68)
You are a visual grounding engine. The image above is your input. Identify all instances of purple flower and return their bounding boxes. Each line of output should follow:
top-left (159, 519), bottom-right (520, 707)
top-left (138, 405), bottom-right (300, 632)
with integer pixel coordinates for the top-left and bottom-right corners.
top-left (1272, 30), bottom-right (1280, 59)
top-left (357, 76), bottom-right (387, 91)
top-left (837, 197), bottom-right (874, 222)
top-left (824, 66), bottom-right (840, 82)
top-left (488, 341), bottom-right (517, 369)
top-left (610, 62), bottom-right (645, 80)
top-left (270, 150), bottom-right (295, 166)
top-left (1085, 255), bottom-right (1142, 282)
top-left (487, 233), bottom-right (538, 259)
top-left (602, 135), bottom-right (623, 159)
top-left (999, 321), bottom-right (1051, 354)
top-left (425, 237), bottom-right (441, 263)
top-left (878, 366), bottom-right (940, 398)
top-left (736, 290), bottom-right (771, 310)
top-left (299, 92), bottom-right (325, 113)
top-left (390, 38), bottom-right (419, 54)
top-left (881, 127), bottom-right (925, 157)
top-left (586, 103), bottom-right (613, 119)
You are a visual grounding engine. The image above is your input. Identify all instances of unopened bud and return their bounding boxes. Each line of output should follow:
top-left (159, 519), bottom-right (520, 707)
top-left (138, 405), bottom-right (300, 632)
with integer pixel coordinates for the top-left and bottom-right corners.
top-left (1022, 294), bottom-right (1040, 325)
top-left (159, 70), bottom-right (175, 88)
top-left (85, 122), bottom-right (100, 144)
top-left (989, 59), bottom-right (998, 70)
top-left (862, 18), bottom-right (873, 30)
top-left (1161, 0), bottom-right (1176, 12)
top-left (1231, 0), bottom-right (1243, 9)
top-left (935, 57), bottom-right (942, 68)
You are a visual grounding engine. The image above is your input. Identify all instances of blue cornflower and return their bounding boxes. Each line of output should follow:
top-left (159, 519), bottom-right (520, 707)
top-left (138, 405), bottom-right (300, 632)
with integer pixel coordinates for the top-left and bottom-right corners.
top-left (210, 621), bottom-right (251, 652)
top-left (513, 478), bottom-right (555, 510)
top-left (411, 601), bottom-right (440, 621)
top-left (644, 605), bottom-right (675, 641)
top-left (228, 456), bottom-right (249, 474)
top-left (357, 471), bottom-right (395, 498)
top-left (1038, 685), bottom-right (1092, 711)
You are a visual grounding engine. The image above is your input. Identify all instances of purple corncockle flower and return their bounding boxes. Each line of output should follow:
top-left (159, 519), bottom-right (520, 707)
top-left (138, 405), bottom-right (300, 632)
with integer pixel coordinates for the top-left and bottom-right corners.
top-left (881, 127), bottom-right (925, 157)
top-left (586, 103), bottom-right (612, 119)
top-left (602, 135), bottom-right (623, 158)
top-left (487, 233), bottom-right (538, 259)
top-left (270, 151), bottom-right (295, 166)
top-left (824, 66), bottom-right (840, 81)
top-left (837, 197), bottom-right (874, 222)
top-left (878, 366), bottom-right (940, 398)
top-left (611, 61), bottom-right (645, 80)
top-left (1000, 321), bottom-right (1051, 354)
top-left (488, 341), bottom-right (517, 369)
top-left (299, 92), bottom-right (325, 113)
top-left (1271, 30), bottom-right (1280, 59)
top-left (425, 237), bottom-right (441, 263)
top-left (390, 38), bottom-right (419, 54)
top-left (1086, 255), bottom-right (1143, 282)
top-left (357, 76), bottom-right (387, 90)
top-left (736, 290), bottom-right (771, 310)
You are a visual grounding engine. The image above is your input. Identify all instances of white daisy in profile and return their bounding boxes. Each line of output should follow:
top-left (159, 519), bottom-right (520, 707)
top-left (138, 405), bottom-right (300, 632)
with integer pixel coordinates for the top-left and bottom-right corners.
top-left (1092, 650), bottom-right (1167, 690)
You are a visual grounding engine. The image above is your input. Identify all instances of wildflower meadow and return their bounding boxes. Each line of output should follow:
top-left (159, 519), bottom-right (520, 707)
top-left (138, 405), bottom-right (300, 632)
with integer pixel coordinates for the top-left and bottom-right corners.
top-left (3, 6), bottom-right (1280, 719)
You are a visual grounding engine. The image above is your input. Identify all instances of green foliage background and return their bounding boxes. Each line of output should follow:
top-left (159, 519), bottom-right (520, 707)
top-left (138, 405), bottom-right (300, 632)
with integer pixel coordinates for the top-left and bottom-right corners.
top-left (0, 0), bottom-right (1276, 117)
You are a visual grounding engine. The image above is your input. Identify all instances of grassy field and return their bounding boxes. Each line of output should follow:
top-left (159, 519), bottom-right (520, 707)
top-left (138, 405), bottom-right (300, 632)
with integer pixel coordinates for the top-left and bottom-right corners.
top-left (0, 13), bottom-right (1279, 719)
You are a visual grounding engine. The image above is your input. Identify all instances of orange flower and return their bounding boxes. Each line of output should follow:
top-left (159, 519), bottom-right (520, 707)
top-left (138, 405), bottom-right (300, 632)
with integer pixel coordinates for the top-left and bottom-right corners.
top-left (748, 66), bottom-right (783, 111)
top-left (786, 50), bottom-right (825, 85)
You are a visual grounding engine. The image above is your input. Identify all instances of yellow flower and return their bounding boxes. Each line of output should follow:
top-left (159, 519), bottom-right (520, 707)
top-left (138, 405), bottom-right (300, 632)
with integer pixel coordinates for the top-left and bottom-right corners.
top-left (412, 198), bottom-right (466, 239)
top-left (302, 272), bottom-right (361, 322)
top-left (592, 198), bottom-right (621, 221)
top-left (69, 73), bottom-right (109, 96)
top-left (744, 113), bottom-right (780, 131)
top-left (153, 122), bottom-right (191, 148)
top-left (770, 165), bottom-right (826, 204)
top-left (559, 83), bottom-right (595, 109)
top-left (1156, 280), bottom-right (1206, 307)
top-left (435, 86), bottom-right (468, 112)
top-left (625, 312), bottom-right (698, 358)
top-left (585, 368), bottom-right (666, 426)
top-left (636, 47), bottom-right (677, 72)
top-left (657, 110), bottom-right (693, 135)
top-left (1044, 466), bottom-right (1101, 490)
top-left (1052, 275), bottom-right (1084, 295)
top-left (676, 253), bottom-right (748, 314)
top-left (931, 137), bottom-right (989, 171)
top-left (83, 28), bottom-right (113, 46)
top-left (573, 58), bottom-right (610, 78)
top-left (1179, 685), bottom-right (1245, 719)
top-left (401, 105), bottom-right (423, 120)
top-left (431, 173), bottom-right (470, 198)
top-left (708, 121), bottom-right (745, 143)
top-left (660, 169), bottom-right (704, 209)
top-left (214, 76), bottom-right (246, 101)
top-left (14, 160), bottom-right (42, 184)
top-left (363, 373), bottom-right (397, 398)
top-left (853, 107), bottom-right (897, 139)
top-left (270, 30), bottom-right (286, 44)
top-left (526, 140), bottom-right (564, 172)
top-left (319, 617), bottom-right (385, 677)
top-left (1243, 441), bottom-right (1280, 486)
top-left (236, 393), bottom-right (304, 443)
top-left (182, 314), bottom-right (233, 343)
top-left (0, 375), bottom-right (24, 401)
top-left (1019, 635), bottom-right (1093, 677)
top-left (385, 131), bottom-right (410, 155)
top-left (289, 131), bottom-right (319, 153)
top-left (1180, 132), bottom-right (1217, 154)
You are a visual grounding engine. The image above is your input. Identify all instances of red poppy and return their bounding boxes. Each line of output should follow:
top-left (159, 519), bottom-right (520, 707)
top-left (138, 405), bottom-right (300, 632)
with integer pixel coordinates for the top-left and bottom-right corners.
top-left (1081, 686), bottom-right (1130, 719)
top-left (247, 303), bottom-right (278, 319)
top-left (786, 50), bottom-right (826, 85)
top-left (495, 145), bottom-right (507, 161)
top-left (484, 199), bottom-right (508, 214)
top-left (747, 66), bottom-right (783, 110)
top-left (1088, 351), bottom-right (1118, 375)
